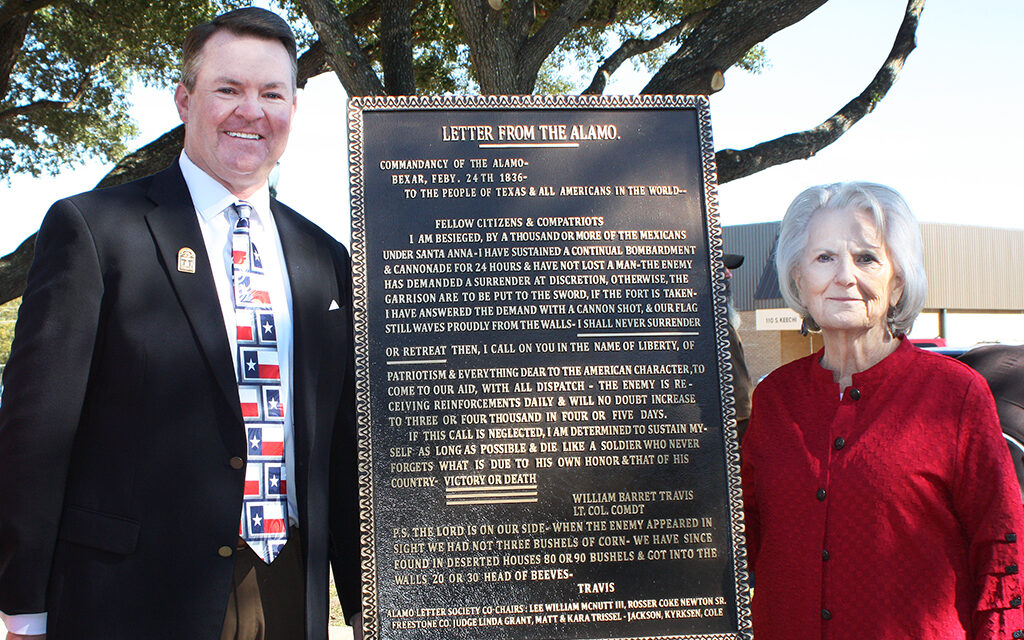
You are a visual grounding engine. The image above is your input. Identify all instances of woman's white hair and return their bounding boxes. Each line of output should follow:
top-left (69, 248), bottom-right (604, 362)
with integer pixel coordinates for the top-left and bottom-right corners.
top-left (775, 181), bottom-right (926, 336)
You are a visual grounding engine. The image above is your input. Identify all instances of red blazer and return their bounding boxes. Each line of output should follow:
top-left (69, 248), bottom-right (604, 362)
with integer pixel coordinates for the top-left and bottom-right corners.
top-left (743, 339), bottom-right (1024, 640)
top-left (0, 164), bottom-right (360, 638)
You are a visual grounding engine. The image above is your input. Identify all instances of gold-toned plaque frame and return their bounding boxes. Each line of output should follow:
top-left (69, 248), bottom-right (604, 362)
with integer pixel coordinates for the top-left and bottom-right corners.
top-left (349, 94), bottom-right (751, 640)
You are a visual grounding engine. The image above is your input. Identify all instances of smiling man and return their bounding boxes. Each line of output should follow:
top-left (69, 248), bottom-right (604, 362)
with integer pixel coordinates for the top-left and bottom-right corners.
top-left (0, 8), bottom-right (361, 640)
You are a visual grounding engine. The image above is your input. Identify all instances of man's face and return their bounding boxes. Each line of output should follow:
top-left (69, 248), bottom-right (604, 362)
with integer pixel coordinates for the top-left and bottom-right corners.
top-left (174, 30), bottom-right (296, 199)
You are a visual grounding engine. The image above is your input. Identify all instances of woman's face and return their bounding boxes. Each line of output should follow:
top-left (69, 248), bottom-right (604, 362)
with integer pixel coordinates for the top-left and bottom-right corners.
top-left (794, 208), bottom-right (904, 334)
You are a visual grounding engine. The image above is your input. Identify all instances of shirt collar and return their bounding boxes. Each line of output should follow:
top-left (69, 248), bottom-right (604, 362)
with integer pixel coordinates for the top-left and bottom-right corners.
top-left (178, 151), bottom-right (272, 226)
top-left (809, 336), bottom-right (915, 396)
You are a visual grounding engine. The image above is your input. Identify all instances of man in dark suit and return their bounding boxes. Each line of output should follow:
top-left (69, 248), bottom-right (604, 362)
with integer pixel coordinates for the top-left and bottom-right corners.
top-left (0, 8), bottom-right (360, 639)
top-left (724, 253), bottom-right (753, 442)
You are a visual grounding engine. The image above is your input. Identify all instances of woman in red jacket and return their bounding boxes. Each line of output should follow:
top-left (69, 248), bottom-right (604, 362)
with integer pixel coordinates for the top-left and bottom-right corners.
top-left (742, 182), bottom-right (1024, 639)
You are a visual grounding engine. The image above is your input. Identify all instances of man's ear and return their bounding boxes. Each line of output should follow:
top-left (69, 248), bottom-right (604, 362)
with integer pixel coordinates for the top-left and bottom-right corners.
top-left (174, 83), bottom-right (190, 124)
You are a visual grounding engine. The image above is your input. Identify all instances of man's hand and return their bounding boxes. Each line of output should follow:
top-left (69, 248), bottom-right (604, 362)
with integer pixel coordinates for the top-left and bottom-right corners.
top-left (8, 633), bottom-right (45, 640)
top-left (350, 611), bottom-right (363, 640)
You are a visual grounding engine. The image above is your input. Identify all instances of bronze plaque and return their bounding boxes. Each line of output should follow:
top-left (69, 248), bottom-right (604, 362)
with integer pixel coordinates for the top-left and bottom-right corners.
top-left (350, 95), bottom-right (751, 640)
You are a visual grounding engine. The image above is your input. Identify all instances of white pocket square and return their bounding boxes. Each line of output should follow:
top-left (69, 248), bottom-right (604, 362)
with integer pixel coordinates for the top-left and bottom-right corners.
top-left (328, 299), bottom-right (340, 311)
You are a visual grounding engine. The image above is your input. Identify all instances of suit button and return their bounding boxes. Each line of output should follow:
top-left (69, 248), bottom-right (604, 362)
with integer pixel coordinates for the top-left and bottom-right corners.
top-left (1008, 564), bottom-right (1019, 575)
top-left (821, 609), bottom-right (832, 620)
top-left (1011, 596), bottom-right (1021, 607)
top-left (822, 549), bottom-right (830, 561)
top-left (816, 488), bottom-right (827, 501)
top-left (1008, 533), bottom-right (1018, 543)
top-left (218, 546), bottom-right (234, 558)
top-left (230, 457), bottom-right (244, 470)
top-left (848, 388), bottom-right (861, 400)
top-left (834, 437), bottom-right (845, 450)
top-left (1013, 631), bottom-right (1023, 639)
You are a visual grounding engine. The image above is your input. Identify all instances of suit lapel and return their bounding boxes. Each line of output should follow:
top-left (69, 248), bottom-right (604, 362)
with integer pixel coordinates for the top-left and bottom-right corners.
top-left (144, 165), bottom-right (242, 425)
top-left (272, 202), bottom-right (327, 474)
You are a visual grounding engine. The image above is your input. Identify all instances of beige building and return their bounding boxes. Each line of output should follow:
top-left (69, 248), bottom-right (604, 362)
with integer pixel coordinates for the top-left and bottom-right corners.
top-left (723, 222), bottom-right (1024, 382)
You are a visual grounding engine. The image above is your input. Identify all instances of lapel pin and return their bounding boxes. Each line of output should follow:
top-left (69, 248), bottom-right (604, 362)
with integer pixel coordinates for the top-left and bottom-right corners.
top-left (177, 247), bottom-right (197, 274)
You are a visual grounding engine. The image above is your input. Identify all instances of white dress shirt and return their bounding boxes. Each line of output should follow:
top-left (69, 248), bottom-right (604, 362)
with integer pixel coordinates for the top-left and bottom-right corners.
top-left (0, 154), bottom-right (298, 636)
top-left (180, 151), bottom-right (299, 524)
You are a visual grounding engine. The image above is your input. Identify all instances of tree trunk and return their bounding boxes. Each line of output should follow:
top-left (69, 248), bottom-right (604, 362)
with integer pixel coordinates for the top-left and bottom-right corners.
top-left (0, 13), bottom-right (31, 99)
top-left (0, 235), bottom-right (33, 307)
top-left (293, 0), bottom-right (384, 96)
top-left (380, 0), bottom-right (415, 95)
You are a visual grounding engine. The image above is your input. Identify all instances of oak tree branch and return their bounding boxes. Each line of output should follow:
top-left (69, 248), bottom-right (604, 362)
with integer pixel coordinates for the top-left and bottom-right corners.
top-left (715, 0), bottom-right (925, 183)
top-left (582, 9), bottom-right (711, 95)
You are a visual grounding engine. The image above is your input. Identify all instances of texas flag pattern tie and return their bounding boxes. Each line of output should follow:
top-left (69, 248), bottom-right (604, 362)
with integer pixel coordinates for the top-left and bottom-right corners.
top-left (232, 202), bottom-right (288, 563)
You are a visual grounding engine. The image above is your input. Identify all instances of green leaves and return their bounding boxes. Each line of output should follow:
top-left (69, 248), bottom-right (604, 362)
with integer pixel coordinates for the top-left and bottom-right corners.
top-left (0, 297), bottom-right (19, 370)
top-left (0, 0), bottom-right (246, 178)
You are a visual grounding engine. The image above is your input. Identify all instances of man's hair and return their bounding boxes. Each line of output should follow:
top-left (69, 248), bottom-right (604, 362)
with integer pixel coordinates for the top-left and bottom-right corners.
top-left (180, 7), bottom-right (297, 91)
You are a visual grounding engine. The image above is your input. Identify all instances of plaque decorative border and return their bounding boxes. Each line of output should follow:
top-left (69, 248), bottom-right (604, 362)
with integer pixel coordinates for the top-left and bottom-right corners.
top-left (349, 94), bottom-right (752, 640)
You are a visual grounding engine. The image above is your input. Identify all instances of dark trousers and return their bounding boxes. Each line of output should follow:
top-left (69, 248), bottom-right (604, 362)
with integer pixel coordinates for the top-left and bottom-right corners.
top-left (221, 536), bottom-right (306, 640)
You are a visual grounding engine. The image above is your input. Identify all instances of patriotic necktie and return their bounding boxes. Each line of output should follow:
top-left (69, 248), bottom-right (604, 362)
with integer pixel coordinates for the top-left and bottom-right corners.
top-left (231, 202), bottom-right (289, 563)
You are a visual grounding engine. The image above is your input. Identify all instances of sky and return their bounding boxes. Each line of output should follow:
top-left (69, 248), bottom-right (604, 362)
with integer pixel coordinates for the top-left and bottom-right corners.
top-left (2, 0), bottom-right (1022, 258)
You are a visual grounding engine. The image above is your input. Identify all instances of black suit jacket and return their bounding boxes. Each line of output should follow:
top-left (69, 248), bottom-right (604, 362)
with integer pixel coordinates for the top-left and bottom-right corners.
top-left (0, 163), bottom-right (360, 638)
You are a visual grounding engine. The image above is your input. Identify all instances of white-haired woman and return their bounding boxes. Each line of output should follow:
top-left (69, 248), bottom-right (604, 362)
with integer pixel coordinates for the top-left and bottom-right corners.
top-left (742, 182), bottom-right (1024, 639)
